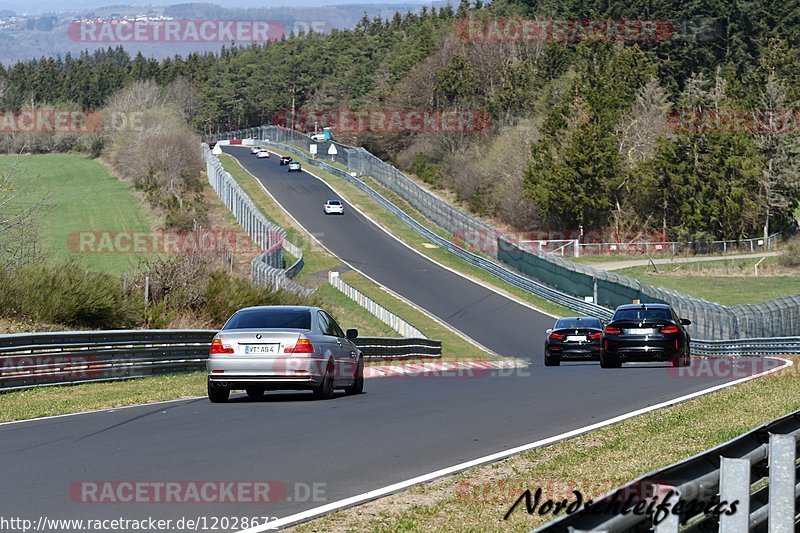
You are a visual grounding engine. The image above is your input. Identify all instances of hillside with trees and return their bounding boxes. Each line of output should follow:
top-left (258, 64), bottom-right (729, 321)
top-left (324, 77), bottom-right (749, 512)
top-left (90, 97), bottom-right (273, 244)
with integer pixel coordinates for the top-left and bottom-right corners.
top-left (1, 0), bottom-right (799, 242)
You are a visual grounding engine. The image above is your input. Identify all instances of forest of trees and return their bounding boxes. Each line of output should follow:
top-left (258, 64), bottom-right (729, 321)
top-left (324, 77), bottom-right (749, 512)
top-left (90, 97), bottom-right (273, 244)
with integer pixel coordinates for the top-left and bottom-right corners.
top-left (1, 0), bottom-right (799, 241)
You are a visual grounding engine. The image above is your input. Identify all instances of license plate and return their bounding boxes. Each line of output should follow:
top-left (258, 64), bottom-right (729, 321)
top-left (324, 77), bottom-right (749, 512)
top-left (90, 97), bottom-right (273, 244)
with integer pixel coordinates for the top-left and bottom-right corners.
top-left (626, 328), bottom-right (654, 335)
top-left (243, 344), bottom-right (279, 355)
top-left (566, 335), bottom-right (587, 342)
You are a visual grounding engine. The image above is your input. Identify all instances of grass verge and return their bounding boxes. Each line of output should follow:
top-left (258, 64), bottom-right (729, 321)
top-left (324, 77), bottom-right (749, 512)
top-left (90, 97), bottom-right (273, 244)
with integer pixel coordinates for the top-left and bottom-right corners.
top-left (0, 372), bottom-right (207, 423)
top-left (291, 358), bottom-right (800, 532)
top-left (0, 153), bottom-right (152, 275)
top-left (219, 152), bottom-right (502, 361)
top-left (617, 258), bottom-right (799, 305)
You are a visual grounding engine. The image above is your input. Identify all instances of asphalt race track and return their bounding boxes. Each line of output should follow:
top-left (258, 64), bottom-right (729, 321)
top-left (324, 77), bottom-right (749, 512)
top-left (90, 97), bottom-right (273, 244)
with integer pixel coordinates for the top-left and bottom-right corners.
top-left (0, 146), bottom-right (787, 531)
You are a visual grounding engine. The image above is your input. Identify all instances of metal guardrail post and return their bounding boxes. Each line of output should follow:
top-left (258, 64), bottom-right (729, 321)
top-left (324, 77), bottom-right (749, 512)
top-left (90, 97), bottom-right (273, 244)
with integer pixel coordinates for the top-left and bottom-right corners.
top-left (719, 457), bottom-right (750, 532)
top-left (653, 488), bottom-right (680, 532)
top-left (768, 434), bottom-right (796, 532)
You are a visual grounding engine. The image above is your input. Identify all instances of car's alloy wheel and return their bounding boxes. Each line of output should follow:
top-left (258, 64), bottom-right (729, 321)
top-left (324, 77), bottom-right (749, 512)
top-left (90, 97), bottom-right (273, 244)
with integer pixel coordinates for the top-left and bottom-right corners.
top-left (543, 353), bottom-right (560, 367)
top-left (313, 363), bottom-right (335, 400)
top-left (672, 352), bottom-right (691, 368)
top-left (246, 386), bottom-right (265, 399)
top-left (207, 381), bottom-right (230, 403)
top-left (345, 358), bottom-right (364, 395)
top-left (600, 352), bottom-right (621, 368)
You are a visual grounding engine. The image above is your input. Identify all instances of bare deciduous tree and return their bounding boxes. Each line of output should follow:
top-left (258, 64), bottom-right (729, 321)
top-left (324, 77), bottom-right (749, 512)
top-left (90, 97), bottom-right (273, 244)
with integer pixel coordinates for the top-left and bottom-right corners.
top-left (167, 77), bottom-right (201, 122)
top-left (754, 73), bottom-right (800, 239)
top-left (616, 78), bottom-right (672, 169)
top-left (0, 156), bottom-right (46, 269)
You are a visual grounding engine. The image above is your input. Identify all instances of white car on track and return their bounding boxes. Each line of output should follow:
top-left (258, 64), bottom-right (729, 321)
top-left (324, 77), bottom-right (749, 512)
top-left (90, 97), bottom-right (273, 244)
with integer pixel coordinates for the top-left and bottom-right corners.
top-left (250, 147), bottom-right (260, 154)
top-left (323, 200), bottom-right (344, 215)
top-left (257, 149), bottom-right (270, 158)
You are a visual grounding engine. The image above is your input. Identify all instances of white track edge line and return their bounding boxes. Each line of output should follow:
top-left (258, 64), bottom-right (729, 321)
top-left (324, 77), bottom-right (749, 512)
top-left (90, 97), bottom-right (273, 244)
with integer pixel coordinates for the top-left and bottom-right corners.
top-left (307, 159), bottom-right (560, 319)
top-left (227, 149), bottom-right (509, 362)
top-left (240, 357), bottom-right (794, 532)
top-left (0, 395), bottom-right (207, 427)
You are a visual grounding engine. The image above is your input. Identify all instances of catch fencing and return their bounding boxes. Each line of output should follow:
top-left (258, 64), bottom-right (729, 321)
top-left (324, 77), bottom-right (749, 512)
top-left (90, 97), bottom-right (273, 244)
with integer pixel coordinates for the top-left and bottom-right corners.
top-left (571, 234), bottom-right (779, 256)
top-left (209, 126), bottom-right (800, 340)
top-left (0, 330), bottom-right (442, 391)
top-left (328, 271), bottom-right (427, 338)
top-left (532, 407), bottom-right (800, 532)
top-left (202, 143), bottom-right (313, 297)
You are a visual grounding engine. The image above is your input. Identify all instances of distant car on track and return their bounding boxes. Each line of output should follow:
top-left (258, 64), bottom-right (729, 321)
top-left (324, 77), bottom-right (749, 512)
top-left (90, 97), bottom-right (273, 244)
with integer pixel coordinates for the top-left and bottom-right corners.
top-left (310, 133), bottom-right (326, 142)
top-left (250, 146), bottom-right (260, 154)
top-left (279, 155), bottom-right (293, 165)
top-left (288, 161), bottom-right (302, 172)
top-left (207, 306), bottom-right (364, 402)
top-left (257, 149), bottom-right (270, 158)
top-left (601, 303), bottom-right (691, 368)
top-left (544, 316), bottom-right (604, 366)
top-left (323, 200), bottom-right (344, 215)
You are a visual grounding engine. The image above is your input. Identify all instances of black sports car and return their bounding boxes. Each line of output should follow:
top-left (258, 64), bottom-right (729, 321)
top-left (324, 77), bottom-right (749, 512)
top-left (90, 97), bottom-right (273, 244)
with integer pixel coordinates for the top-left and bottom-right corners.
top-left (279, 155), bottom-right (293, 165)
top-left (544, 316), bottom-right (604, 366)
top-left (601, 303), bottom-right (691, 368)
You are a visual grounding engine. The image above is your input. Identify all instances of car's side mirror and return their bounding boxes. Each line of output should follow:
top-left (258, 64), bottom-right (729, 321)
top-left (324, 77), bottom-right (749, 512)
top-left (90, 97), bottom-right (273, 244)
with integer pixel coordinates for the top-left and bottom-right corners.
top-left (346, 329), bottom-right (358, 339)
top-left (680, 318), bottom-right (692, 326)
top-left (545, 329), bottom-right (552, 334)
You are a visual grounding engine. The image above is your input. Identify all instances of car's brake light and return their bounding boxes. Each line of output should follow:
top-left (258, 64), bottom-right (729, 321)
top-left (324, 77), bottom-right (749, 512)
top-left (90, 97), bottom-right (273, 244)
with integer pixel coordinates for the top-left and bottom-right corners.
top-left (604, 326), bottom-right (621, 334)
top-left (548, 332), bottom-right (565, 340)
top-left (285, 337), bottom-right (314, 354)
top-left (661, 324), bottom-right (680, 334)
top-left (210, 339), bottom-right (234, 355)
top-left (588, 331), bottom-right (603, 340)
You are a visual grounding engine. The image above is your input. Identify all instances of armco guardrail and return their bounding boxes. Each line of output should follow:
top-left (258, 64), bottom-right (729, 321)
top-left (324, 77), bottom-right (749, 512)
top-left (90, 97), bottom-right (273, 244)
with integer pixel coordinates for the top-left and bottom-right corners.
top-left (202, 143), bottom-right (313, 297)
top-left (329, 271), bottom-right (427, 338)
top-left (210, 126), bottom-right (800, 341)
top-left (691, 337), bottom-right (800, 356)
top-left (0, 330), bottom-right (217, 391)
top-left (531, 407), bottom-right (800, 532)
top-left (0, 330), bottom-right (441, 391)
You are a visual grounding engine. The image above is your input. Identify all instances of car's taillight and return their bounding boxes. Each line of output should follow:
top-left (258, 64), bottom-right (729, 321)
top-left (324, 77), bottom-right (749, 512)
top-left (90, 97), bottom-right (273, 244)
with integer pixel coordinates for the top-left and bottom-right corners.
top-left (285, 337), bottom-right (314, 354)
top-left (588, 331), bottom-right (603, 340)
top-left (661, 324), bottom-right (680, 334)
top-left (548, 332), bottom-right (565, 340)
top-left (210, 339), bottom-right (234, 355)
top-left (604, 326), bottom-right (621, 335)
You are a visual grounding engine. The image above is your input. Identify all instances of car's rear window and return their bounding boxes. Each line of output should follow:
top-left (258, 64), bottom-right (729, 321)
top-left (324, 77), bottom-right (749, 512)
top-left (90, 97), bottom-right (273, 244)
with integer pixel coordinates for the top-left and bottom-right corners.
top-left (328, 201), bottom-right (341, 205)
top-left (555, 317), bottom-right (601, 329)
top-left (613, 308), bottom-right (672, 321)
top-left (223, 308), bottom-right (311, 330)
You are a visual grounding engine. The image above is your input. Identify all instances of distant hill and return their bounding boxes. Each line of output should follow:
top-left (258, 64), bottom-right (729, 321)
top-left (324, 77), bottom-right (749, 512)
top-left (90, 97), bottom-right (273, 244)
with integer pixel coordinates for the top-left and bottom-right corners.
top-left (0, 1), bottom-right (445, 64)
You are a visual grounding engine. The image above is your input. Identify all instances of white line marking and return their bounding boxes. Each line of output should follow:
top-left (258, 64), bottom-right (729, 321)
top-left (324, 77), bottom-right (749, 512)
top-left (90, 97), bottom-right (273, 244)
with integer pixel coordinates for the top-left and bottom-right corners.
top-left (240, 357), bottom-right (794, 532)
top-left (0, 395), bottom-right (206, 427)
top-left (226, 148), bottom-right (508, 361)
top-left (301, 156), bottom-right (560, 319)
